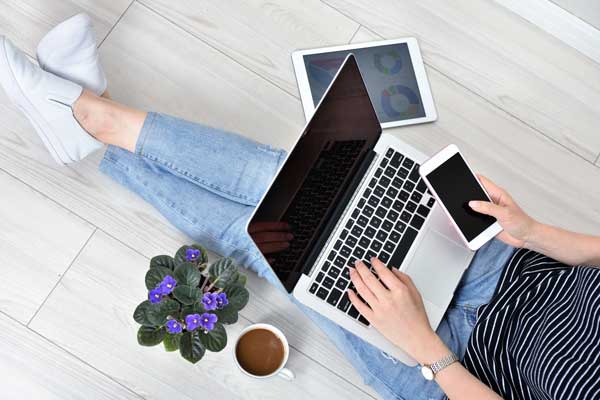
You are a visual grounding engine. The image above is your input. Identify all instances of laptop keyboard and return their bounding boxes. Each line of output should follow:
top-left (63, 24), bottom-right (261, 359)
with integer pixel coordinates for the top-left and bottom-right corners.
top-left (308, 147), bottom-right (436, 326)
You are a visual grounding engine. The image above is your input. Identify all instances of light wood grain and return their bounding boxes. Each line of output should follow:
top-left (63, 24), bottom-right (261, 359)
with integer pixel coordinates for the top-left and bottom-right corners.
top-left (551, 0), bottom-right (600, 31)
top-left (139, 0), bottom-right (359, 96)
top-left (0, 169), bottom-right (94, 323)
top-left (0, 311), bottom-right (141, 399)
top-left (0, 0), bottom-right (131, 57)
top-left (29, 230), bottom-right (374, 400)
top-left (351, 26), bottom-right (600, 234)
top-left (324, 0), bottom-right (600, 161)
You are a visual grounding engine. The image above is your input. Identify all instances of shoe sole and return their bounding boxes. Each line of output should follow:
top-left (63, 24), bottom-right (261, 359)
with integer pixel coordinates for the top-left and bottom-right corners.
top-left (0, 37), bottom-right (71, 165)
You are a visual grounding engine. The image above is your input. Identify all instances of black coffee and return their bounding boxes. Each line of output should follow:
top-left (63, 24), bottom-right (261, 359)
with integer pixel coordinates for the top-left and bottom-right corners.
top-left (236, 328), bottom-right (284, 376)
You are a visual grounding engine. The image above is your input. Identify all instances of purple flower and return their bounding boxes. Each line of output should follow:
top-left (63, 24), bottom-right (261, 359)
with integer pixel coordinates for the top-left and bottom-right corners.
top-left (185, 314), bottom-right (202, 331)
top-left (148, 288), bottom-right (163, 304)
top-left (216, 292), bottom-right (229, 309)
top-left (185, 248), bottom-right (201, 262)
top-left (165, 319), bottom-right (183, 334)
top-left (199, 313), bottom-right (218, 332)
top-left (159, 275), bottom-right (177, 294)
top-left (202, 292), bottom-right (218, 310)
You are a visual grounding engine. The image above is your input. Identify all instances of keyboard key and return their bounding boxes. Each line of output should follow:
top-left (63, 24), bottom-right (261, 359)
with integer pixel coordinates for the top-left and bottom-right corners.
top-left (317, 287), bottom-right (329, 300)
top-left (398, 168), bottom-right (409, 179)
top-left (357, 197), bottom-right (366, 209)
top-left (316, 272), bottom-right (324, 283)
top-left (328, 267), bottom-right (341, 279)
top-left (411, 192), bottom-right (423, 203)
top-left (386, 148), bottom-right (394, 157)
top-left (417, 205), bottom-right (430, 218)
top-left (345, 219), bottom-right (354, 230)
top-left (390, 152), bottom-right (403, 167)
top-left (374, 168), bottom-right (383, 178)
top-left (389, 227), bottom-right (418, 268)
top-left (416, 180), bottom-right (427, 193)
top-left (384, 167), bottom-right (395, 178)
top-left (340, 246), bottom-right (352, 258)
top-left (390, 231), bottom-right (401, 243)
top-left (353, 247), bottom-right (365, 258)
top-left (384, 241), bottom-right (396, 253)
top-left (327, 288), bottom-right (343, 306)
top-left (427, 198), bottom-right (435, 207)
top-left (347, 236), bottom-right (358, 247)
top-left (336, 278), bottom-right (349, 290)
top-left (392, 200), bottom-right (404, 212)
top-left (352, 209), bottom-right (360, 219)
top-left (357, 215), bottom-right (369, 227)
top-left (310, 283), bottom-right (318, 294)
top-left (379, 176), bottom-right (391, 187)
top-left (334, 257), bottom-right (345, 268)
top-left (348, 305), bottom-right (360, 318)
top-left (328, 251), bottom-right (336, 261)
top-left (376, 207), bottom-right (387, 218)
top-left (366, 250), bottom-right (377, 260)
top-left (402, 157), bottom-right (414, 169)
top-left (347, 257), bottom-right (357, 267)
top-left (368, 196), bottom-right (379, 207)
top-left (386, 187), bottom-right (398, 198)
top-left (382, 220), bottom-right (393, 232)
top-left (368, 178), bottom-right (377, 188)
top-left (370, 216), bottom-right (382, 229)
top-left (392, 178), bottom-right (404, 189)
top-left (387, 210), bottom-right (399, 221)
top-left (406, 201), bottom-right (417, 212)
top-left (351, 226), bottom-right (363, 237)
top-left (363, 188), bottom-right (372, 198)
top-left (340, 229), bottom-right (348, 240)
top-left (381, 197), bottom-right (392, 208)
top-left (403, 180), bottom-right (415, 192)
top-left (323, 262), bottom-right (331, 272)
top-left (380, 157), bottom-right (388, 168)
top-left (410, 215), bottom-right (425, 230)
top-left (374, 186), bottom-right (385, 197)
top-left (371, 240), bottom-right (383, 251)
top-left (409, 165), bottom-right (420, 182)
top-left (337, 292), bottom-right (351, 312)
top-left (365, 227), bottom-right (376, 238)
top-left (359, 237), bottom-right (371, 248)
top-left (399, 190), bottom-right (410, 201)
top-left (341, 267), bottom-right (350, 280)
top-left (376, 230), bottom-right (388, 242)
top-left (400, 211), bottom-right (412, 223)
top-left (334, 240), bottom-right (342, 250)
top-left (395, 221), bottom-right (406, 232)
top-left (379, 251), bottom-right (390, 263)
top-left (358, 315), bottom-right (370, 326)
top-left (363, 205), bottom-right (374, 217)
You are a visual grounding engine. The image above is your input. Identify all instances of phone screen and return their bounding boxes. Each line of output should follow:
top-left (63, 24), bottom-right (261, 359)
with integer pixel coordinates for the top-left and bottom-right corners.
top-left (425, 153), bottom-right (496, 241)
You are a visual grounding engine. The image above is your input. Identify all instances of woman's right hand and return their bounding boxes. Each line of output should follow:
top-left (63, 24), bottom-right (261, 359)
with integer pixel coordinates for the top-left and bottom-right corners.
top-left (469, 175), bottom-right (538, 248)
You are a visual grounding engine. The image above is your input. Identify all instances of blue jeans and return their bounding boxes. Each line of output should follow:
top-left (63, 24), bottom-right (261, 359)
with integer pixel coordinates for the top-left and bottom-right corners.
top-left (100, 113), bottom-right (515, 400)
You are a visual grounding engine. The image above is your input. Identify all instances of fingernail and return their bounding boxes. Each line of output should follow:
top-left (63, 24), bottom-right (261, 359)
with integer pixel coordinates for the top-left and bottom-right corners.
top-left (469, 201), bottom-right (478, 209)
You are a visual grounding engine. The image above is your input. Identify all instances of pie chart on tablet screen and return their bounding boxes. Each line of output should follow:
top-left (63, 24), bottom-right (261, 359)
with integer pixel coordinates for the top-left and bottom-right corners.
top-left (381, 84), bottom-right (420, 118)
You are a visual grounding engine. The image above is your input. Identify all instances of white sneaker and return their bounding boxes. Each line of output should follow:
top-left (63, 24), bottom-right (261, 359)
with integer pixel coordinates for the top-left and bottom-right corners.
top-left (0, 36), bottom-right (102, 165)
top-left (37, 13), bottom-right (107, 96)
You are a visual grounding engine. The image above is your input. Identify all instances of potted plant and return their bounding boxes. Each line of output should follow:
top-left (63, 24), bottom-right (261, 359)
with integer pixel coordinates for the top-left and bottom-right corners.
top-left (133, 245), bottom-right (249, 363)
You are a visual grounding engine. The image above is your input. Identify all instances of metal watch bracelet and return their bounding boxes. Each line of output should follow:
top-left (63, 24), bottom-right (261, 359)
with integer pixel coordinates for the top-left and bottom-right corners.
top-left (421, 352), bottom-right (459, 380)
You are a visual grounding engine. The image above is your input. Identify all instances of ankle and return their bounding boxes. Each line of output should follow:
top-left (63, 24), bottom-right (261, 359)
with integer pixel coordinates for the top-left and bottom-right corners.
top-left (73, 90), bottom-right (116, 139)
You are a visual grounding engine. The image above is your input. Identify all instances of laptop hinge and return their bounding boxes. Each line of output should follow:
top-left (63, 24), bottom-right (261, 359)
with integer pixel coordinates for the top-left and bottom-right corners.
top-left (300, 149), bottom-right (377, 277)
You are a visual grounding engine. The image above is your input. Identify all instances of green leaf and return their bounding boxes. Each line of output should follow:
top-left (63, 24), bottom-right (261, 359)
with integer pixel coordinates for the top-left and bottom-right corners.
top-left (225, 285), bottom-right (249, 310)
top-left (137, 326), bottom-right (165, 346)
top-left (235, 273), bottom-right (248, 287)
top-left (150, 255), bottom-right (175, 270)
top-left (198, 323), bottom-right (227, 352)
top-left (173, 262), bottom-right (201, 287)
top-left (175, 245), bottom-right (208, 265)
top-left (146, 299), bottom-right (180, 325)
top-left (173, 285), bottom-right (202, 305)
top-left (133, 300), bottom-right (154, 326)
top-left (163, 333), bottom-right (181, 352)
top-left (213, 305), bottom-right (238, 325)
top-left (145, 266), bottom-right (173, 290)
top-left (180, 302), bottom-right (204, 319)
top-left (180, 331), bottom-right (206, 363)
top-left (208, 258), bottom-right (238, 288)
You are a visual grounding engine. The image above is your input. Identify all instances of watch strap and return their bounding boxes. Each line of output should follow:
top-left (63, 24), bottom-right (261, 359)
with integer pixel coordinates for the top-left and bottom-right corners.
top-left (430, 352), bottom-right (459, 375)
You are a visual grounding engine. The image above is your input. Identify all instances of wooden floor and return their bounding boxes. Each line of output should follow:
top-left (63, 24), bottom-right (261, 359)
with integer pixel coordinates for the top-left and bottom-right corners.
top-left (1, 1), bottom-right (599, 399)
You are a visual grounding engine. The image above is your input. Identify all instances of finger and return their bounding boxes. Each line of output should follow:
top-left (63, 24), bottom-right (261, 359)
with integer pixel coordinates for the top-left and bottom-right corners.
top-left (349, 266), bottom-right (378, 306)
top-left (371, 257), bottom-right (401, 289)
top-left (347, 289), bottom-right (374, 320)
top-left (469, 200), bottom-right (504, 219)
top-left (355, 260), bottom-right (388, 299)
top-left (259, 241), bottom-right (290, 254)
top-left (391, 269), bottom-right (416, 294)
top-left (252, 231), bottom-right (294, 243)
top-left (248, 221), bottom-right (290, 233)
top-left (476, 175), bottom-right (506, 204)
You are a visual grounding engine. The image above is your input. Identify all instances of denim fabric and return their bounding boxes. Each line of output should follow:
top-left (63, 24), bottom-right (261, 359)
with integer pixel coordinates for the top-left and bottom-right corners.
top-left (100, 113), bottom-right (516, 399)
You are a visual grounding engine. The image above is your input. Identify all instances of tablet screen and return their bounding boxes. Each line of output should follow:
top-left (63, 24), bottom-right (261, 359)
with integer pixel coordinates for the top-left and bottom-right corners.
top-left (303, 43), bottom-right (425, 124)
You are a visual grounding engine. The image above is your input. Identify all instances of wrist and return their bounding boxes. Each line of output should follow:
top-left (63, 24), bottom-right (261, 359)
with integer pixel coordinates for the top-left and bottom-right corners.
top-left (413, 331), bottom-right (450, 365)
top-left (523, 220), bottom-right (545, 250)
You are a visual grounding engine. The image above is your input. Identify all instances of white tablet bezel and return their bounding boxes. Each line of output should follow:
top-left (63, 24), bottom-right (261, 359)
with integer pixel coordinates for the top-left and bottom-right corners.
top-left (291, 37), bottom-right (437, 128)
top-left (419, 144), bottom-right (503, 251)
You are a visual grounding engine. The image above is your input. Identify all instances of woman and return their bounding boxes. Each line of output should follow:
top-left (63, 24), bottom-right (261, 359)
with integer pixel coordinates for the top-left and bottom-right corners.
top-left (1, 15), bottom-right (599, 400)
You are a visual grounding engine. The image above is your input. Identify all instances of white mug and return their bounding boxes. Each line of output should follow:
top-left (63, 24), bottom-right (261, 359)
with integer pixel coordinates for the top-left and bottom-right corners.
top-left (233, 323), bottom-right (295, 381)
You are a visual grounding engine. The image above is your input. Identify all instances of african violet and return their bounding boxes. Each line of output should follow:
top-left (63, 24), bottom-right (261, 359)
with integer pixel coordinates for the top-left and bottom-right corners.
top-left (133, 245), bottom-right (249, 363)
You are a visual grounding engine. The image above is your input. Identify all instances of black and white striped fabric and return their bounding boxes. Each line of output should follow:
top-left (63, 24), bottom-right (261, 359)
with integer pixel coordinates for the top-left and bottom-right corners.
top-left (463, 249), bottom-right (600, 399)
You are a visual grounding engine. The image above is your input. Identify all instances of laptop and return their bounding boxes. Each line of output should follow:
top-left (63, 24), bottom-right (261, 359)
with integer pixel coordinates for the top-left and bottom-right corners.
top-left (247, 54), bottom-right (473, 366)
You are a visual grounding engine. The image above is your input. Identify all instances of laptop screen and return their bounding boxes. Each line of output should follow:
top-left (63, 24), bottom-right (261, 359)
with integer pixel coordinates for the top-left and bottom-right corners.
top-left (250, 55), bottom-right (381, 292)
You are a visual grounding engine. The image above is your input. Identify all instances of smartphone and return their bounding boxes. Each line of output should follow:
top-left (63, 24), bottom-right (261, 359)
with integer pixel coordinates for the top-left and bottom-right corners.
top-left (419, 144), bottom-right (502, 250)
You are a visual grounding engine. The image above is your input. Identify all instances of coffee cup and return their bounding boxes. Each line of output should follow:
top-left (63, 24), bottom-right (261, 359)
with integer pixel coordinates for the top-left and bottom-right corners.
top-left (234, 323), bottom-right (295, 381)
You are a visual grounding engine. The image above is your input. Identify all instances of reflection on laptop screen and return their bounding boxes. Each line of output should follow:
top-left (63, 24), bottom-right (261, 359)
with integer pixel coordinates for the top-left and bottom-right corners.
top-left (250, 55), bottom-right (381, 292)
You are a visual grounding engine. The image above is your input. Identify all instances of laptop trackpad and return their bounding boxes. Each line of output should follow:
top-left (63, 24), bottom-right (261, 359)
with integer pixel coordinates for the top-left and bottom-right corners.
top-left (404, 229), bottom-right (470, 307)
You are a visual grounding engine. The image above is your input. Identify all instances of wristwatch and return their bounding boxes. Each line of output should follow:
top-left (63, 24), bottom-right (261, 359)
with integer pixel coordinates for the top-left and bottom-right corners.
top-left (421, 352), bottom-right (459, 380)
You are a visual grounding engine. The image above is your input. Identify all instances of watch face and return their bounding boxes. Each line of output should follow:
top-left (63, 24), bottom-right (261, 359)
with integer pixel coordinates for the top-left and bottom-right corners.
top-left (421, 366), bottom-right (434, 381)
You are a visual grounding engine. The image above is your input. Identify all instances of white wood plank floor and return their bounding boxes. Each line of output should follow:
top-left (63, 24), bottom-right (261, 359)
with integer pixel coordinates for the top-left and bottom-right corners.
top-left (0, 1), bottom-right (599, 399)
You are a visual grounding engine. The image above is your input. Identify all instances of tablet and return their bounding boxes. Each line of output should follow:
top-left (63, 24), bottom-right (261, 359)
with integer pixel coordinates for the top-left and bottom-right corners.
top-left (292, 38), bottom-right (437, 128)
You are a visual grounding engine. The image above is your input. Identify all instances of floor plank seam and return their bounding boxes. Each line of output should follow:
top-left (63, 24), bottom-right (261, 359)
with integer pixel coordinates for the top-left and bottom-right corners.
top-left (133, 0), bottom-right (303, 100)
top-left (348, 24), bottom-right (362, 44)
top-left (98, 0), bottom-right (136, 48)
top-left (26, 228), bottom-right (98, 327)
top-left (1, 309), bottom-right (146, 399)
top-left (595, 153), bottom-right (600, 166)
top-left (319, 1), bottom-right (600, 166)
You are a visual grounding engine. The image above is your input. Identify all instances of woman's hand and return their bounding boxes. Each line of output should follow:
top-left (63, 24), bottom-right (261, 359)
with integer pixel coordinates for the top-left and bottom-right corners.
top-left (248, 222), bottom-right (293, 256)
top-left (348, 258), bottom-right (444, 362)
top-left (469, 175), bottom-right (538, 248)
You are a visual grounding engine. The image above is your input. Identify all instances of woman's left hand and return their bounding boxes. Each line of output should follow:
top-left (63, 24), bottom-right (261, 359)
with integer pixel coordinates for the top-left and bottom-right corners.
top-left (348, 258), bottom-right (438, 361)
